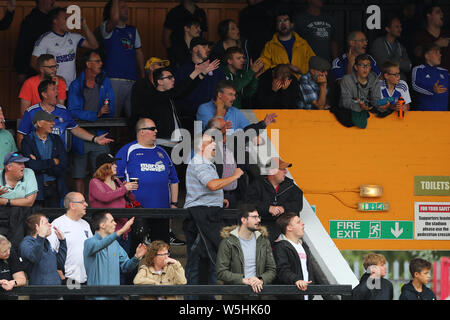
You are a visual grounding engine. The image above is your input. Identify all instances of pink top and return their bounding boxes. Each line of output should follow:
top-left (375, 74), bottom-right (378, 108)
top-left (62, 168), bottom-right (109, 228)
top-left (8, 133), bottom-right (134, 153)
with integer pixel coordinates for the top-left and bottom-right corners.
top-left (89, 178), bottom-right (136, 239)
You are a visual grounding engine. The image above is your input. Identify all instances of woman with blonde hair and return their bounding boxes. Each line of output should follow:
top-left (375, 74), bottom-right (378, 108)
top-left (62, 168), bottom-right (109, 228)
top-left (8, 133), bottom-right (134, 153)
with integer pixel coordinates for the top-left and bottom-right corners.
top-left (133, 240), bottom-right (186, 300)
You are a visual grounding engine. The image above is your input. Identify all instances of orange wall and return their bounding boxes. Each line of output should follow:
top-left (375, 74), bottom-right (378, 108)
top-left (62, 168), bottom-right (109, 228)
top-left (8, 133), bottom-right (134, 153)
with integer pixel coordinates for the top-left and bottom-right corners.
top-left (253, 110), bottom-right (450, 250)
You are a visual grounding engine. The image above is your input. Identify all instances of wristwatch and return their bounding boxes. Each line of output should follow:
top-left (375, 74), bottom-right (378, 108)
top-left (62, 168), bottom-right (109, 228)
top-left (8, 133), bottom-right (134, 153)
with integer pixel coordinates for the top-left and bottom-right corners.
top-left (170, 201), bottom-right (178, 207)
top-left (5, 199), bottom-right (11, 207)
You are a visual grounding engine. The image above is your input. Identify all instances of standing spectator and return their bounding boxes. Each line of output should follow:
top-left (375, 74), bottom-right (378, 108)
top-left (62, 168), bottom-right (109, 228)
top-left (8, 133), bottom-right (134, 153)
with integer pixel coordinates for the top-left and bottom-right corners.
top-left (19, 213), bottom-right (66, 286)
top-left (14, 0), bottom-right (53, 85)
top-left (222, 47), bottom-right (264, 108)
top-left (352, 253), bottom-right (393, 300)
top-left (238, 0), bottom-right (275, 62)
top-left (19, 54), bottom-right (67, 116)
top-left (0, 235), bottom-right (26, 297)
top-left (332, 31), bottom-right (381, 83)
top-left (255, 64), bottom-right (300, 108)
top-left (0, 152), bottom-right (38, 208)
top-left (245, 157), bottom-right (303, 243)
top-left (412, 5), bottom-right (449, 71)
top-left (83, 213), bottom-right (146, 290)
top-left (371, 15), bottom-right (412, 81)
top-left (293, 0), bottom-right (338, 62)
top-left (89, 153), bottom-right (138, 256)
top-left (133, 240), bottom-right (187, 300)
top-left (20, 110), bottom-right (68, 208)
top-left (259, 12), bottom-right (316, 79)
top-left (0, 108), bottom-right (17, 170)
top-left (216, 203), bottom-right (276, 297)
top-left (0, 0), bottom-right (15, 31)
top-left (412, 44), bottom-right (448, 111)
top-left (175, 37), bottom-right (224, 122)
top-left (100, 0), bottom-right (145, 118)
top-left (273, 212), bottom-right (313, 300)
top-left (47, 192), bottom-right (92, 291)
top-left (298, 56), bottom-right (332, 109)
top-left (197, 80), bottom-right (277, 132)
top-left (31, 7), bottom-right (98, 88)
top-left (116, 118), bottom-right (179, 246)
top-left (211, 19), bottom-right (252, 71)
top-left (399, 258), bottom-right (436, 300)
top-left (68, 49), bottom-right (115, 194)
top-left (168, 17), bottom-right (202, 71)
top-left (162, 0), bottom-right (207, 53)
top-left (17, 80), bottom-right (113, 155)
top-left (379, 60), bottom-right (411, 115)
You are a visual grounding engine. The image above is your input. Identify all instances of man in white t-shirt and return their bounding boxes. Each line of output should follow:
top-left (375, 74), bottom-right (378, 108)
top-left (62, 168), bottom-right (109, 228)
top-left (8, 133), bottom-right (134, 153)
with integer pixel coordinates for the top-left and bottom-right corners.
top-left (31, 7), bottom-right (99, 88)
top-left (48, 192), bottom-right (93, 291)
top-left (273, 211), bottom-right (314, 300)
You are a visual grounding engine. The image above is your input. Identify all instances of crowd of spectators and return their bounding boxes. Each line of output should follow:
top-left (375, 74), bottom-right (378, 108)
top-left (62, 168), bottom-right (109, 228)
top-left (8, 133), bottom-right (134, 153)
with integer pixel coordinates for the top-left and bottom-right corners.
top-left (0, 0), bottom-right (447, 300)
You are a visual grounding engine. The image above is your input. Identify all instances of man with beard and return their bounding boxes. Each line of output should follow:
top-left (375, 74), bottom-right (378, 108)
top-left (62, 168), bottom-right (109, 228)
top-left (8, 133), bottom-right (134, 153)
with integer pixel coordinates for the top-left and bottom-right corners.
top-left (259, 12), bottom-right (316, 79)
top-left (19, 54), bottom-right (67, 116)
top-left (216, 203), bottom-right (276, 297)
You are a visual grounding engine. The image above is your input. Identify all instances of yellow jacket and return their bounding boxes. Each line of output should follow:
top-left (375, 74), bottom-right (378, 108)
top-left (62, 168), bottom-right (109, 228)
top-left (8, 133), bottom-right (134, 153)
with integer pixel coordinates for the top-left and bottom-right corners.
top-left (259, 32), bottom-right (315, 78)
top-left (133, 260), bottom-right (187, 300)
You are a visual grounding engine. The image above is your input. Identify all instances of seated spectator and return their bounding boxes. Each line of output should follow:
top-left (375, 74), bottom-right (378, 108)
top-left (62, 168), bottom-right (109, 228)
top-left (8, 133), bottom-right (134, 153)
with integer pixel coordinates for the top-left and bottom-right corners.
top-left (100, 0), bottom-right (145, 118)
top-left (298, 56), bottom-right (332, 109)
top-left (211, 19), bottom-right (251, 70)
top-left (68, 49), bottom-right (115, 194)
top-left (0, 234), bottom-right (26, 296)
top-left (222, 47), bottom-right (264, 108)
top-left (197, 80), bottom-right (277, 132)
top-left (133, 240), bottom-right (187, 300)
top-left (0, 0), bottom-right (15, 31)
top-left (0, 108), bottom-right (17, 170)
top-left (332, 31), bottom-right (381, 83)
top-left (399, 258), bottom-right (436, 300)
top-left (20, 110), bottom-right (68, 208)
top-left (31, 7), bottom-right (98, 88)
top-left (19, 213), bottom-right (66, 286)
top-left (216, 203), bottom-right (276, 297)
top-left (19, 54), bottom-right (67, 116)
top-left (273, 212), bottom-right (313, 300)
top-left (89, 153), bottom-right (138, 256)
top-left (17, 80), bottom-right (113, 154)
top-left (379, 60), bottom-right (411, 115)
top-left (412, 44), bottom-right (448, 111)
top-left (245, 157), bottom-right (303, 243)
top-left (0, 152), bottom-right (37, 207)
top-left (255, 64), bottom-right (300, 108)
top-left (144, 57), bottom-right (170, 85)
top-left (371, 15), bottom-right (412, 82)
top-left (339, 54), bottom-right (387, 129)
top-left (412, 5), bottom-right (449, 71)
top-left (175, 37), bottom-right (224, 121)
top-left (47, 192), bottom-right (93, 293)
top-left (352, 253), bottom-right (393, 300)
top-left (259, 11), bottom-right (315, 79)
top-left (168, 17), bottom-right (202, 71)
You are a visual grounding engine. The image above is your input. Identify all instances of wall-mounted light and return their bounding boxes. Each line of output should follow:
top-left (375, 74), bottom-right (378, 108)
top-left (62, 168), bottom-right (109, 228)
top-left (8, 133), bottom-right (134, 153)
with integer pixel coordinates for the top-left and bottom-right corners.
top-left (358, 202), bottom-right (389, 212)
top-left (360, 185), bottom-right (383, 197)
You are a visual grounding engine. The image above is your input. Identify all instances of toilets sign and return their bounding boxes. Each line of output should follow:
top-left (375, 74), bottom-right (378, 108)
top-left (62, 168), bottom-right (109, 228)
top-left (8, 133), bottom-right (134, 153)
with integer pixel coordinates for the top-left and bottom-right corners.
top-left (329, 220), bottom-right (413, 240)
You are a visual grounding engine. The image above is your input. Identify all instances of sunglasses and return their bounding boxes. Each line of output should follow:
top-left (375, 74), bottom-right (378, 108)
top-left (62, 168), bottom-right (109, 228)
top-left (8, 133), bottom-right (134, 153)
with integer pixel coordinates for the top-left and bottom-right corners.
top-left (140, 127), bottom-right (157, 131)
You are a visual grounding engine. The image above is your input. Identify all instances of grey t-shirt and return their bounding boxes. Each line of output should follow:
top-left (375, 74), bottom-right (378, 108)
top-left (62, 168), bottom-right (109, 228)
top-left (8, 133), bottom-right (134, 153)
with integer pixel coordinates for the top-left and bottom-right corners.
top-left (239, 234), bottom-right (257, 279)
top-left (83, 82), bottom-right (99, 135)
top-left (293, 12), bottom-right (336, 61)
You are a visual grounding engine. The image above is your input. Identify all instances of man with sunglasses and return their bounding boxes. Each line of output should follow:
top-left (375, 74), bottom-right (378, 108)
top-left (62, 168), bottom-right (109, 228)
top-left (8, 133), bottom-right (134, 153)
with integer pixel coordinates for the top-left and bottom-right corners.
top-left (19, 54), bottom-right (67, 116)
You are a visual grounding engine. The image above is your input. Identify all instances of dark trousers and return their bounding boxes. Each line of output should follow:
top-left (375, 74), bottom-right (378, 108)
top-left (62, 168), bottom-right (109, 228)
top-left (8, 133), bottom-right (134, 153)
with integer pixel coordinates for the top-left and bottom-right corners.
top-left (36, 182), bottom-right (61, 208)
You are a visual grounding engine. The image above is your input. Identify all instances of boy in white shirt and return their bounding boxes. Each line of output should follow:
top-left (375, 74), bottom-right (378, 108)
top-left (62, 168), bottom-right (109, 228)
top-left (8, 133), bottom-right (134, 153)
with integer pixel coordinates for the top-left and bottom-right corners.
top-left (379, 60), bottom-right (411, 115)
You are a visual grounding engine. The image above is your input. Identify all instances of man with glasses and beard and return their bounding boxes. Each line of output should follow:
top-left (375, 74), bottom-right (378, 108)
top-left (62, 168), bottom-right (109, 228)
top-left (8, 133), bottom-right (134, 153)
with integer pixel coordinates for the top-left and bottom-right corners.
top-left (19, 54), bottom-right (67, 116)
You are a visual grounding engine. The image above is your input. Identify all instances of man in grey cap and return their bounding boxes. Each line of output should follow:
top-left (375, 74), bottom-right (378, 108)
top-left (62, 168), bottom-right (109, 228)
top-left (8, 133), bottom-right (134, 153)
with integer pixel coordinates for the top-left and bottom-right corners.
top-left (298, 55), bottom-right (332, 109)
top-left (0, 151), bottom-right (37, 207)
top-left (20, 110), bottom-right (68, 208)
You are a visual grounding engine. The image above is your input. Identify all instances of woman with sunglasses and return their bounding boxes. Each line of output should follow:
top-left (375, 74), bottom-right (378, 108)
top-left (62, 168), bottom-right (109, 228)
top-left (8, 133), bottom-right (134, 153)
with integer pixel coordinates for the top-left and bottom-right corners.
top-left (133, 240), bottom-right (186, 300)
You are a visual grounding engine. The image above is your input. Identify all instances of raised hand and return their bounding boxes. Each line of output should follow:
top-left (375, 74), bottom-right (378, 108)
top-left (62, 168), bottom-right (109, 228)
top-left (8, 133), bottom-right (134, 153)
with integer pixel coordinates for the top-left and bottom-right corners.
top-left (95, 133), bottom-right (114, 145)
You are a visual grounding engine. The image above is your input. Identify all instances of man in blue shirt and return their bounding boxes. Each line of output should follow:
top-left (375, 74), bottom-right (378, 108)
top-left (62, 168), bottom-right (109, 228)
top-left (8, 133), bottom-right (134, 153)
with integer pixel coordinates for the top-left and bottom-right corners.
top-left (412, 44), bottom-right (448, 111)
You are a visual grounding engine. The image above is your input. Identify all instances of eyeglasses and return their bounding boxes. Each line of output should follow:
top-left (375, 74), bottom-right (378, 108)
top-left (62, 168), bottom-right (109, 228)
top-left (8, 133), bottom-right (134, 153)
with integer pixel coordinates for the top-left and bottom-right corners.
top-left (160, 75), bottom-right (174, 80)
top-left (357, 64), bottom-right (371, 69)
top-left (387, 73), bottom-right (401, 77)
top-left (156, 252), bottom-right (170, 256)
top-left (140, 127), bottom-right (157, 131)
top-left (71, 200), bottom-right (87, 204)
top-left (42, 65), bottom-right (58, 70)
top-left (248, 215), bottom-right (261, 220)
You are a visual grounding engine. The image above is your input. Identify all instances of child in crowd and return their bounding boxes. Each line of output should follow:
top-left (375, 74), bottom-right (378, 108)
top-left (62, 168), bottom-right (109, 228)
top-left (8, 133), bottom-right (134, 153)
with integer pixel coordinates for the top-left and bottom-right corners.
top-left (399, 258), bottom-right (436, 300)
top-left (379, 60), bottom-right (411, 116)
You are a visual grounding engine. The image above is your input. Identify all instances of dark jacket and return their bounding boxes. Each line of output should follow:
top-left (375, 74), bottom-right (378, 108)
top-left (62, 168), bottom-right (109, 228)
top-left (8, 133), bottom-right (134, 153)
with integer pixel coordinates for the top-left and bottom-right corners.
top-left (0, 9), bottom-right (14, 31)
top-left (167, 39), bottom-right (190, 72)
top-left (21, 133), bottom-right (69, 202)
top-left (255, 71), bottom-right (300, 108)
top-left (352, 273), bottom-right (393, 300)
top-left (273, 235), bottom-right (315, 300)
top-left (245, 176), bottom-right (303, 243)
top-left (399, 281), bottom-right (437, 300)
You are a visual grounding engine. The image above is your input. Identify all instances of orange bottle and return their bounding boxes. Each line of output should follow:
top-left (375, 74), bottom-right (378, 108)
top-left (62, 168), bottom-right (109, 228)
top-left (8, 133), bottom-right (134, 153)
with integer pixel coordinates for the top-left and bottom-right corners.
top-left (398, 97), bottom-right (405, 119)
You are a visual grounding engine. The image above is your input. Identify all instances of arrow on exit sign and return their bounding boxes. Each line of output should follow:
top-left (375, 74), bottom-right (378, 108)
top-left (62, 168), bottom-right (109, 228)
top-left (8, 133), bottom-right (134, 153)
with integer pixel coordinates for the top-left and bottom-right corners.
top-left (329, 220), bottom-right (413, 240)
